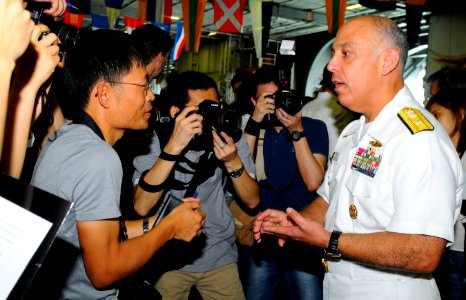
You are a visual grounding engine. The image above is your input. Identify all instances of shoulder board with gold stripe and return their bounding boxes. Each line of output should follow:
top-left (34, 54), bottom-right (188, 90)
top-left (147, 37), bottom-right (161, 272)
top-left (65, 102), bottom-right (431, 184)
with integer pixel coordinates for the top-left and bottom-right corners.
top-left (397, 107), bottom-right (434, 134)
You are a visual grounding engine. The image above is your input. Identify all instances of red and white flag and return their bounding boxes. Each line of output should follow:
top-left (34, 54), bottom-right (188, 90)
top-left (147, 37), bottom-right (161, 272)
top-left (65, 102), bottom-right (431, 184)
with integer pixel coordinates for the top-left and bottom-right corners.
top-left (214, 0), bottom-right (246, 33)
top-left (124, 16), bottom-right (144, 34)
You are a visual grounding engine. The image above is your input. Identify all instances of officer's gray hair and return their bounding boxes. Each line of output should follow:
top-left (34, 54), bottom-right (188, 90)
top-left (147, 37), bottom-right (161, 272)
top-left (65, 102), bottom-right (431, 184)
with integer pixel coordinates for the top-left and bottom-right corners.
top-left (371, 16), bottom-right (408, 73)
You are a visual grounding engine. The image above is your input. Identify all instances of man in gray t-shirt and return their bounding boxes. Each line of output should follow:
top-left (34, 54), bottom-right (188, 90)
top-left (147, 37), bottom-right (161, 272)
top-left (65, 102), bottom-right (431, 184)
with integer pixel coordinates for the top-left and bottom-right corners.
top-left (30, 30), bottom-right (205, 299)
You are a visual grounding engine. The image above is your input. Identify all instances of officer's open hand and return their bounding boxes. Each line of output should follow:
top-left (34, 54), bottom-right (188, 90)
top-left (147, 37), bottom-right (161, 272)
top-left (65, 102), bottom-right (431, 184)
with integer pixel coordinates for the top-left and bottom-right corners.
top-left (261, 207), bottom-right (328, 248)
top-left (253, 209), bottom-right (292, 246)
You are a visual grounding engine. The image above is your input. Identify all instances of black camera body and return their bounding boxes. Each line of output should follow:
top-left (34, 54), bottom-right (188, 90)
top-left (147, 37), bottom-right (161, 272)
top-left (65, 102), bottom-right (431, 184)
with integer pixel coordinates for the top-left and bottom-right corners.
top-left (263, 90), bottom-right (303, 127)
top-left (268, 90), bottom-right (303, 116)
top-left (26, 1), bottom-right (80, 57)
top-left (194, 100), bottom-right (242, 140)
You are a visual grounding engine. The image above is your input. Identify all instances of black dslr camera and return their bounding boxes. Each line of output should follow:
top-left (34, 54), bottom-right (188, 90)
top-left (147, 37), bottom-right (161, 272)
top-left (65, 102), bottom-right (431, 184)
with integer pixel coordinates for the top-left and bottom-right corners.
top-left (26, 1), bottom-right (80, 59)
top-left (195, 100), bottom-right (242, 140)
top-left (268, 90), bottom-right (303, 116)
top-left (263, 90), bottom-right (303, 126)
top-left (186, 100), bottom-right (242, 151)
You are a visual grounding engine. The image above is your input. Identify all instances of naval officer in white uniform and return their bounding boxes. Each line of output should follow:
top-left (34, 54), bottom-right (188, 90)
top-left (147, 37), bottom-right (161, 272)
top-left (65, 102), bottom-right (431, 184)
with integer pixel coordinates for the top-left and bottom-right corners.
top-left (252, 15), bottom-right (463, 300)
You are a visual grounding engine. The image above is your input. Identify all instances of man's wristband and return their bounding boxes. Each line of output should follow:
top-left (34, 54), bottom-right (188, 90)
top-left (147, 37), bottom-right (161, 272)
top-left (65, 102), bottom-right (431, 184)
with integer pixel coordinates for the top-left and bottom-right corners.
top-left (138, 170), bottom-right (166, 193)
top-left (159, 150), bottom-right (180, 161)
top-left (244, 118), bottom-right (260, 136)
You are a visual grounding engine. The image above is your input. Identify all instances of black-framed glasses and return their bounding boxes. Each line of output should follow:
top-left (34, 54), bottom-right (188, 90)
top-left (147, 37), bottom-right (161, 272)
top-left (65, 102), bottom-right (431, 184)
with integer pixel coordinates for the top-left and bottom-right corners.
top-left (107, 81), bottom-right (151, 94)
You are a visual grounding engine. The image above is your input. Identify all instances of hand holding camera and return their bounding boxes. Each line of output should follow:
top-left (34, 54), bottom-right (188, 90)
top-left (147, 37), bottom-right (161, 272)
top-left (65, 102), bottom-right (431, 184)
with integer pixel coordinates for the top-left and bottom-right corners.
top-left (14, 24), bottom-right (60, 90)
top-left (166, 106), bottom-right (204, 155)
top-left (251, 92), bottom-right (276, 123)
top-left (34, 0), bottom-right (67, 17)
top-left (253, 90), bottom-right (303, 127)
top-left (212, 130), bottom-right (237, 163)
top-left (0, 0), bottom-right (34, 63)
top-left (276, 108), bottom-right (303, 133)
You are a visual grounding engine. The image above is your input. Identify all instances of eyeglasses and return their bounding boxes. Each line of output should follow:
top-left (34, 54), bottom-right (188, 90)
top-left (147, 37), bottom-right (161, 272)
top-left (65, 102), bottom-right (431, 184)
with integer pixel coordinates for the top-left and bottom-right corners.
top-left (107, 81), bottom-right (151, 94)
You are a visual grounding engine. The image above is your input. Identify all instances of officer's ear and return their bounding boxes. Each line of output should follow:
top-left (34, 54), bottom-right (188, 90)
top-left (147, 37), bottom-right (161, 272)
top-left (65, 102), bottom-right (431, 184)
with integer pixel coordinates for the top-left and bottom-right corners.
top-left (382, 48), bottom-right (400, 76)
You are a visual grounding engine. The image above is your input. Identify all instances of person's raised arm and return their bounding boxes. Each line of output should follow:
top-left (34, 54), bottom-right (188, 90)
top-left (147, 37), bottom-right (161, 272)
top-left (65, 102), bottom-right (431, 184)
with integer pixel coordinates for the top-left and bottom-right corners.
top-left (77, 200), bottom-right (205, 288)
top-left (1, 24), bottom-right (60, 178)
top-left (133, 105), bottom-right (202, 215)
top-left (259, 200), bottom-right (446, 273)
top-left (0, 0), bottom-right (34, 156)
top-left (276, 109), bottom-right (327, 191)
top-left (244, 93), bottom-right (275, 158)
top-left (213, 131), bottom-right (259, 209)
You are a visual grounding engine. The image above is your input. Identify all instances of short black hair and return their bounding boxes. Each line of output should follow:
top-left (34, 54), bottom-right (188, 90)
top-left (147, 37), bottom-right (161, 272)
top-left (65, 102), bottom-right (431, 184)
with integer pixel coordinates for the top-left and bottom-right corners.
top-left (250, 65), bottom-right (280, 98)
top-left (131, 24), bottom-right (173, 64)
top-left (167, 71), bottom-right (219, 109)
top-left (64, 29), bottom-right (145, 115)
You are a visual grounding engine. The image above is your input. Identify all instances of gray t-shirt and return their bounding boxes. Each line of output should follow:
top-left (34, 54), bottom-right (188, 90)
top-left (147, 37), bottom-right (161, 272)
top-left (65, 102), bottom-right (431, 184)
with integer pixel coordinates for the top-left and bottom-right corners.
top-left (32, 124), bottom-right (121, 300)
top-left (133, 132), bottom-right (255, 272)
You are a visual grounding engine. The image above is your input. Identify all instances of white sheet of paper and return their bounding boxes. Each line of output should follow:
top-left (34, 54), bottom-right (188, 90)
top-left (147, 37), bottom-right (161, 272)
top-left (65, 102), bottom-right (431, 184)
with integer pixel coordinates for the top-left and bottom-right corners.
top-left (0, 196), bottom-right (52, 299)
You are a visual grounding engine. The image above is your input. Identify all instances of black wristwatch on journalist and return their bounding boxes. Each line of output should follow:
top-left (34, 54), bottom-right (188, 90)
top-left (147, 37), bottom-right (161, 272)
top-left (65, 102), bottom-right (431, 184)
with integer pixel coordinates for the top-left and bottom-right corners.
top-left (290, 130), bottom-right (305, 141)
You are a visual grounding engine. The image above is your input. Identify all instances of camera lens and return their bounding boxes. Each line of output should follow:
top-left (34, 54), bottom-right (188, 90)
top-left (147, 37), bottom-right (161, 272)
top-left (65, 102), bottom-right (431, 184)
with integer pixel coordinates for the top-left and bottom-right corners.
top-left (195, 100), bottom-right (242, 141)
top-left (274, 90), bottom-right (303, 115)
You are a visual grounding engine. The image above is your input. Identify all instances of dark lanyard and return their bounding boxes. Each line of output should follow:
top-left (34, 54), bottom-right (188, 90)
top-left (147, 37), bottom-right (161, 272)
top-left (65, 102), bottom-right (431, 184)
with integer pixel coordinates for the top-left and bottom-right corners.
top-left (73, 111), bottom-right (105, 141)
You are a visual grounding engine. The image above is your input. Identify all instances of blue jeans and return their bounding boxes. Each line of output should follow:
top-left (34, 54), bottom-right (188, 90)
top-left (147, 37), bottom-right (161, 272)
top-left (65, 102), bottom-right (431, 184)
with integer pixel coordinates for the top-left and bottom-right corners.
top-left (434, 249), bottom-right (465, 300)
top-left (246, 259), bottom-right (322, 300)
top-left (246, 237), bottom-right (323, 300)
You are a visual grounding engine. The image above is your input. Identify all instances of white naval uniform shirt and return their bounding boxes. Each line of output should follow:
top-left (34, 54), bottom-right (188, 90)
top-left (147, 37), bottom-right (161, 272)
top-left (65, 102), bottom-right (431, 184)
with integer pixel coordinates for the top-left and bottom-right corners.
top-left (317, 86), bottom-right (464, 300)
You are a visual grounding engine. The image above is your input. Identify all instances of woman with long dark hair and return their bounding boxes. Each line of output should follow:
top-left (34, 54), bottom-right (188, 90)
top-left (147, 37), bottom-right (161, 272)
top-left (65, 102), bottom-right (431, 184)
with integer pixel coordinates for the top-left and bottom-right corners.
top-left (426, 88), bottom-right (466, 300)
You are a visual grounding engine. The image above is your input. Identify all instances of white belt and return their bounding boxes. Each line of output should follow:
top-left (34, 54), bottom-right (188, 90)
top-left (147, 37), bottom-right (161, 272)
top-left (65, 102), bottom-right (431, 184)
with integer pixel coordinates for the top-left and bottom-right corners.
top-left (327, 260), bottom-right (430, 280)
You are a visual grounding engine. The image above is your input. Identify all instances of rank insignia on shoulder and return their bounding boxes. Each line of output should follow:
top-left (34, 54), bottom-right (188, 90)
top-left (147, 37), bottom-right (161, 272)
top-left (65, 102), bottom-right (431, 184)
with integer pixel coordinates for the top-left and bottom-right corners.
top-left (398, 107), bottom-right (434, 134)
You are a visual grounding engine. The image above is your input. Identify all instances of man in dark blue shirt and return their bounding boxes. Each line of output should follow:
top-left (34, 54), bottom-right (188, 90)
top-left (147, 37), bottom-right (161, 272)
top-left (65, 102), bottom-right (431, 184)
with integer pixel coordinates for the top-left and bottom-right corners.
top-left (243, 65), bottom-right (328, 300)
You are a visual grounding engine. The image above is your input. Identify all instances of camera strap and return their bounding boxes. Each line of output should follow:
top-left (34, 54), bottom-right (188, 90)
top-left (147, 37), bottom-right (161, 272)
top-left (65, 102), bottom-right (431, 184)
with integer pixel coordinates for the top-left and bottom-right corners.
top-left (255, 129), bottom-right (267, 181)
top-left (256, 128), bottom-right (298, 192)
top-left (183, 151), bottom-right (217, 198)
top-left (73, 111), bottom-right (105, 141)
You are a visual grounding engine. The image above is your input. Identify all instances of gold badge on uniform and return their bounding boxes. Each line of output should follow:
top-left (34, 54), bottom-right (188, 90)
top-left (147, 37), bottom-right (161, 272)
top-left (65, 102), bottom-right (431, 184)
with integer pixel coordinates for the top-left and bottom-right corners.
top-left (369, 140), bottom-right (382, 147)
top-left (349, 204), bottom-right (358, 219)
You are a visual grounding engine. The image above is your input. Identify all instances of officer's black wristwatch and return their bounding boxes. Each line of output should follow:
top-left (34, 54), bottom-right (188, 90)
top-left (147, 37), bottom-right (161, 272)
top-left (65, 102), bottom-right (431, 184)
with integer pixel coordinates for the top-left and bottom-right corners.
top-left (325, 230), bottom-right (342, 261)
top-left (290, 130), bottom-right (305, 141)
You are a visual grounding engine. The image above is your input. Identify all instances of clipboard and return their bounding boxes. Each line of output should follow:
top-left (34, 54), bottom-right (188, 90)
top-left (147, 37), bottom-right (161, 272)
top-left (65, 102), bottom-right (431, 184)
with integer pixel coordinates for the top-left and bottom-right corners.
top-left (0, 172), bottom-right (72, 300)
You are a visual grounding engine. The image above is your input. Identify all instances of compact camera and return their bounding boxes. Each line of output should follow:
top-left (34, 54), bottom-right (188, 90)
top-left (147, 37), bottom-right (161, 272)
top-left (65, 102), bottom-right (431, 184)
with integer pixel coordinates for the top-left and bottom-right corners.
top-left (26, 1), bottom-right (81, 59)
top-left (194, 100), bottom-right (242, 140)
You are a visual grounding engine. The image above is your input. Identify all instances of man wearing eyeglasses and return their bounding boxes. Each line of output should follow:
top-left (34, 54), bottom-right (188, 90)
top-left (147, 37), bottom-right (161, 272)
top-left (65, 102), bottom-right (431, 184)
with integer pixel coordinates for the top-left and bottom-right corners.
top-left (30, 29), bottom-right (205, 299)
